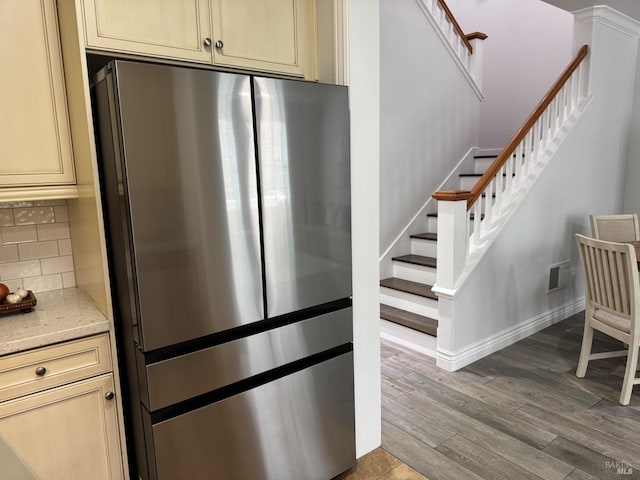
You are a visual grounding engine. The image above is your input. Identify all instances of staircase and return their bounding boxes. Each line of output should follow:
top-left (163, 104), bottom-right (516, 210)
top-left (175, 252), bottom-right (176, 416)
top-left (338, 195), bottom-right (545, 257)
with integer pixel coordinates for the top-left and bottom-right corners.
top-left (379, 153), bottom-right (496, 355)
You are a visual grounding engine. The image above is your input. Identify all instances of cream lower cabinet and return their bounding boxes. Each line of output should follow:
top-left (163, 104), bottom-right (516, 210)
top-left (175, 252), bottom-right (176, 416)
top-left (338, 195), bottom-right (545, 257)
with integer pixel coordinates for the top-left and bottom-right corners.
top-left (0, 335), bottom-right (124, 479)
top-left (0, 0), bottom-right (76, 190)
top-left (81, 0), bottom-right (315, 78)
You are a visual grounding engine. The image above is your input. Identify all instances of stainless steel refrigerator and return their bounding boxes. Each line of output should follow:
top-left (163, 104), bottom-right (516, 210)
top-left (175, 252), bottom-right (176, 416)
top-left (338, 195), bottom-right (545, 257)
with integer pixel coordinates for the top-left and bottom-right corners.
top-left (93, 60), bottom-right (354, 480)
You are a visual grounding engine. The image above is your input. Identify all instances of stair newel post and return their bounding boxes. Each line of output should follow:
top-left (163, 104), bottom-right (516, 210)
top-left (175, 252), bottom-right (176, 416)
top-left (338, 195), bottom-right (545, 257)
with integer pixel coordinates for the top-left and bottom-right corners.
top-left (432, 196), bottom-right (470, 291)
top-left (467, 35), bottom-right (487, 90)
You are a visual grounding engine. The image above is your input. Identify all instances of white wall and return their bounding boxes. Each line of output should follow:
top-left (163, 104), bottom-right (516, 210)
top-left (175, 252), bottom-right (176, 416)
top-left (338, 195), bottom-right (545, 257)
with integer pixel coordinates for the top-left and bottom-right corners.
top-left (380, 0), bottom-right (481, 255)
top-left (450, 0), bottom-right (574, 149)
top-left (347, 0), bottom-right (381, 458)
top-left (450, 8), bottom-right (638, 355)
top-left (623, 39), bottom-right (640, 214)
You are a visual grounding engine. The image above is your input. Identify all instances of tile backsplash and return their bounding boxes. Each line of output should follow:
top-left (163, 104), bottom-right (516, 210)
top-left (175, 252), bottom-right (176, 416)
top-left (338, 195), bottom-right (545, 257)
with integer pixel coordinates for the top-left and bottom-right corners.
top-left (0, 200), bottom-right (75, 293)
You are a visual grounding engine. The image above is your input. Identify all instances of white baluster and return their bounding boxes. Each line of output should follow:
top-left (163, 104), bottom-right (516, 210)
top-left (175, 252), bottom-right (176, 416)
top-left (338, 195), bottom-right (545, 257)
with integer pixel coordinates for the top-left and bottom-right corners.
top-left (494, 169), bottom-right (503, 214)
top-left (484, 178), bottom-right (494, 229)
top-left (514, 142), bottom-right (523, 187)
top-left (505, 153), bottom-right (513, 199)
top-left (543, 109), bottom-right (551, 147)
top-left (473, 201), bottom-right (482, 246)
top-left (522, 132), bottom-right (530, 178)
top-left (567, 73), bottom-right (575, 114)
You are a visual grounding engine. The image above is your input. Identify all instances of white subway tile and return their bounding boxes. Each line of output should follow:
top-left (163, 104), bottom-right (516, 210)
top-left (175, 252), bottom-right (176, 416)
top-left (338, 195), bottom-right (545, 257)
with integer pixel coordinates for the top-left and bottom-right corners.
top-left (34, 199), bottom-right (67, 207)
top-left (37, 222), bottom-right (70, 241)
top-left (0, 210), bottom-right (14, 227)
top-left (18, 241), bottom-right (59, 261)
top-left (62, 271), bottom-right (76, 288)
top-left (58, 239), bottom-right (72, 256)
top-left (14, 207), bottom-right (55, 225)
top-left (0, 201), bottom-right (33, 209)
top-left (23, 274), bottom-right (63, 293)
top-left (1, 278), bottom-right (24, 291)
top-left (0, 260), bottom-right (41, 280)
top-left (53, 205), bottom-right (69, 222)
top-left (0, 245), bottom-right (20, 263)
top-left (0, 245), bottom-right (19, 264)
top-left (1, 225), bottom-right (38, 244)
top-left (41, 255), bottom-right (74, 275)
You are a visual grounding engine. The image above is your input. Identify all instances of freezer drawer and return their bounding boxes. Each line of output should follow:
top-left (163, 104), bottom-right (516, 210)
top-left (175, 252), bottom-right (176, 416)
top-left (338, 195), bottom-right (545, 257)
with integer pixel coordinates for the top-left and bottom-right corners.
top-left (150, 352), bottom-right (355, 480)
top-left (143, 307), bottom-right (352, 410)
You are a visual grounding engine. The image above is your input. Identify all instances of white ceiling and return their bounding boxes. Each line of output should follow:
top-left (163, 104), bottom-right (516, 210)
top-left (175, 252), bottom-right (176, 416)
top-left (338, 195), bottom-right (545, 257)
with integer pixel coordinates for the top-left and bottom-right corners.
top-left (541, 0), bottom-right (640, 21)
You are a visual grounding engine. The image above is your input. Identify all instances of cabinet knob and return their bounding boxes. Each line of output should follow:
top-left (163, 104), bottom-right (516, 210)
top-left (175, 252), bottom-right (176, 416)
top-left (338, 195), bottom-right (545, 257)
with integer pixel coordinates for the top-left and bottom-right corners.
top-left (35, 366), bottom-right (46, 376)
top-left (203, 37), bottom-right (212, 47)
top-left (215, 40), bottom-right (224, 49)
top-left (105, 391), bottom-right (115, 401)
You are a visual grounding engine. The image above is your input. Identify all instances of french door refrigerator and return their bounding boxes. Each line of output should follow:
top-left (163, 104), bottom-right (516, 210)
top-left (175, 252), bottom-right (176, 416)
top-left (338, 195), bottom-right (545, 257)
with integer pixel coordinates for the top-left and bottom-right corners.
top-left (93, 60), bottom-right (354, 480)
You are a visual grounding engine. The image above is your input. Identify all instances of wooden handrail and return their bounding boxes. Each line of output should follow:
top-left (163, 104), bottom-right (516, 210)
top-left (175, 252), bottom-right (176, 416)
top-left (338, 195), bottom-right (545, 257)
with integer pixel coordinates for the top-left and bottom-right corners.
top-left (437, 0), bottom-right (474, 53)
top-left (465, 32), bottom-right (488, 42)
top-left (433, 44), bottom-right (589, 207)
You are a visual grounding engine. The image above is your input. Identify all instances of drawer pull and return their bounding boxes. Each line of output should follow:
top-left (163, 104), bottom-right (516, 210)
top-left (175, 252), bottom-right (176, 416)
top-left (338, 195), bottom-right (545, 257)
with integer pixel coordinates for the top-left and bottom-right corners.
top-left (105, 391), bottom-right (115, 401)
top-left (35, 366), bottom-right (46, 377)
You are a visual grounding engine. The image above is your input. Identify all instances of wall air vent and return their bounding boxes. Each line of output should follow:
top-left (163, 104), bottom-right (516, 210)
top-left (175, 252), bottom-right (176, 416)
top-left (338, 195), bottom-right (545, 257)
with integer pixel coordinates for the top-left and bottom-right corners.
top-left (547, 260), bottom-right (571, 293)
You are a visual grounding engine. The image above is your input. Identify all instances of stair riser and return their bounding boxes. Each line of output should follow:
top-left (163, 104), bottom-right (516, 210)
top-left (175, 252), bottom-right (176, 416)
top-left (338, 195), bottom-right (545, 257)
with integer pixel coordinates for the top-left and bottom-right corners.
top-left (380, 288), bottom-right (439, 319)
top-left (380, 320), bottom-right (437, 358)
top-left (426, 216), bottom-right (438, 233)
top-left (392, 262), bottom-right (437, 285)
top-left (474, 157), bottom-right (495, 173)
top-left (411, 238), bottom-right (437, 258)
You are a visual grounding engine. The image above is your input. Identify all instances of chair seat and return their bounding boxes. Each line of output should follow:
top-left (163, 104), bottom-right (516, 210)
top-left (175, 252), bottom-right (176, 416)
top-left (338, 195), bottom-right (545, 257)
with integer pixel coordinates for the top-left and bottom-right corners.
top-left (593, 309), bottom-right (632, 334)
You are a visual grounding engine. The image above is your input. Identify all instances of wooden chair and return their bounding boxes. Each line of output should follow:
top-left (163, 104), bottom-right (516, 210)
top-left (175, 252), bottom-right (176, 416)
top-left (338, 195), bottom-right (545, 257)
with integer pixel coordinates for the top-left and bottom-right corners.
top-left (575, 234), bottom-right (640, 405)
top-left (589, 214), bottom-right (640, 242)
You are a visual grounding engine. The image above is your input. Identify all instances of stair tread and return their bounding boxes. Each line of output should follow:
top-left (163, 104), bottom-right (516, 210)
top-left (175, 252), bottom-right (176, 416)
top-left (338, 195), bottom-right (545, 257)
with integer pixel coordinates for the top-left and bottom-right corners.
top-left (380, 304), bottom-right (438, 336)
top-left (410, 232), bottom-right (437, 241)
top-left (392, 254), bottom-right (437, 268)
top-left (426, 212), bottom-right (484, 220)
top-left (459, 173), bottom-right (515, 177)
top-left (380, 277), bottom-right (437, 300)
top-left (473, 155), bottom-right (498, 159)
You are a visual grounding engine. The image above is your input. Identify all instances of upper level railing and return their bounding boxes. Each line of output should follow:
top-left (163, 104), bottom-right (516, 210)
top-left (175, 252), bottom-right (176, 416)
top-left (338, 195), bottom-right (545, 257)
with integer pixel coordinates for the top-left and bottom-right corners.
top-left (422, 0), bottom-right (487, 76)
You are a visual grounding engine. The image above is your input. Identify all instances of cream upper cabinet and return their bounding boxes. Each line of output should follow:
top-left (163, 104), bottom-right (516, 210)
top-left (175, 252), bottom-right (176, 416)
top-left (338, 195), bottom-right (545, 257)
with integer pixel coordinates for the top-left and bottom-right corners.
top-left (0, 0), bottom-right (75, 188)
top-left (81, 0), bottom-right (316, 78)
top-left (81, 0), bottom-right (212, 63)
top-left (210, 0), bottom-right (308, 76)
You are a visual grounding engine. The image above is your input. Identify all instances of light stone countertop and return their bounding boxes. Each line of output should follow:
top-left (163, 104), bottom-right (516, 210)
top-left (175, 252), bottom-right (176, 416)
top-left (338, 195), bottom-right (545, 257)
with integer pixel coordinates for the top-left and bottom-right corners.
top-left (0, 288), bottom-right (110, 356)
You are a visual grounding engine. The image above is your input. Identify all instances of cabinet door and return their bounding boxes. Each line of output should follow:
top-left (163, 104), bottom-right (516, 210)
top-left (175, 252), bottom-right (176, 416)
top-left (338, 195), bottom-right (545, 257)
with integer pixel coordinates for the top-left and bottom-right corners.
top-left (0, 0), bottom-right (75, 187)
top-left (0, 374), bottom-right (123, 480)
top-left (82, 0), bottom-right (212, 63)
top-left (211, 0), bottom-right (308, 76)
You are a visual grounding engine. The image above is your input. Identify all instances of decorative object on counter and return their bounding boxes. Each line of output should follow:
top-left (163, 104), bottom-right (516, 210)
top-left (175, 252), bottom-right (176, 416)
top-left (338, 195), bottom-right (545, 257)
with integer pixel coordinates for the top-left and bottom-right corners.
top-left (0, 290), bottom-right (37, 315)
top-left (0, 283), bottom-right (8, 303)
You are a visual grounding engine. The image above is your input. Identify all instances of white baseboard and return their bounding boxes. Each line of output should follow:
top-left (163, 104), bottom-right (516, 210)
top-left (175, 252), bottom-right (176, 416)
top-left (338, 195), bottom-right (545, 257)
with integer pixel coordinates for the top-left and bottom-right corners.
top-left (436, 297), bottom-right (585, 371)
top-left (380, 319), bottom-right (437, 358)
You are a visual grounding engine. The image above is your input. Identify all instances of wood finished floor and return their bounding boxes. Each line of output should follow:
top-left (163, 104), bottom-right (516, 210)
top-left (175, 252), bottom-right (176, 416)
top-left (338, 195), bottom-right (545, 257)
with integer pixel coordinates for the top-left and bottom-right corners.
top-left (381, 312), bottom-right (640, 480)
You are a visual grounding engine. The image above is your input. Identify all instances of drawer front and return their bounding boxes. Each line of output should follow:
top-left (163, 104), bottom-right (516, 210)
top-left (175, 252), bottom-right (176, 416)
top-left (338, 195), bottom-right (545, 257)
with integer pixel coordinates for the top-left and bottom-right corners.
top-left (0, 334), bottom-right (111, 402)
top-left (151, 352), bottom-right (355, 480)
top-left (145, 307), bottom-right (352, 410)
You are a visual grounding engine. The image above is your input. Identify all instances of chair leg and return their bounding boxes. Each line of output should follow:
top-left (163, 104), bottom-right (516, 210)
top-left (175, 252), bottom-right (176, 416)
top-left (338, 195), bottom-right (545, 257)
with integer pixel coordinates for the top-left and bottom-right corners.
top-left (576, 322), bottom-right (594, 378)
top-left (620, 344), bottom-right (639, 405)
